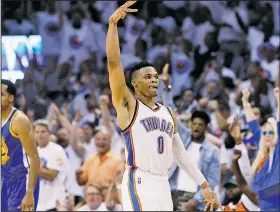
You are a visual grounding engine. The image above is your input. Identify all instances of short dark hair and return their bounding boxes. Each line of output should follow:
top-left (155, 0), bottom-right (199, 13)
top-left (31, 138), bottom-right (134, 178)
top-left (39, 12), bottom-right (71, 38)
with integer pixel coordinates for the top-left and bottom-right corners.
top-left (1, 79), bottom-right (17, 97)
top-left (125, 61), bottom-right (155, 91)
top-left (191, 110), bottom-right (211, 125)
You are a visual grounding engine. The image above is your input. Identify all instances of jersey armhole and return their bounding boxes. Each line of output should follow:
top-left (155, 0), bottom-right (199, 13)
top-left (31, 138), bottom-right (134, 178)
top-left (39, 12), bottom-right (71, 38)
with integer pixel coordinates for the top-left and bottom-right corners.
top-left (165, 106), bottom-right (173, 120)
top-left (9, 111), bottom-right (20, 139)
top-left (121, 99), bottom-right (139, 133)
top-left (165, 106), bottom-right (177, 135)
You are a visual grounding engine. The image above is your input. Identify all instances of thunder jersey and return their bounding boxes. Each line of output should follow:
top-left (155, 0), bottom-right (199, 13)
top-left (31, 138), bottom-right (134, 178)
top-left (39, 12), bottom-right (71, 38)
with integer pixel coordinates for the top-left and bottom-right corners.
top-left (122, 100), bottom-right (174, 176)
top-left (1, 108), bottom-right (28, 181)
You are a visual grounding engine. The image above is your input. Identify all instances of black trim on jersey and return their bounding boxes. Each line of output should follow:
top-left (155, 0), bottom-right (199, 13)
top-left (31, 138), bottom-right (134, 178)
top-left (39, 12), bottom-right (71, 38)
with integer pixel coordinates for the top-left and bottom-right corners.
top-left (165, 106), bottom-right (173, 119)
top-left (121, 99), bottom-right (139, 133)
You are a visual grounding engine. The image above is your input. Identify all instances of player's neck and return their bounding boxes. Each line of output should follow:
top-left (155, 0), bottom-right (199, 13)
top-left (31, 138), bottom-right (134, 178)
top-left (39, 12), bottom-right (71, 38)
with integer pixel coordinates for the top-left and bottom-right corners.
top-left (2, 106), bottom-right (13, 122)
top-left (135, 93), bottom-right (155, 108)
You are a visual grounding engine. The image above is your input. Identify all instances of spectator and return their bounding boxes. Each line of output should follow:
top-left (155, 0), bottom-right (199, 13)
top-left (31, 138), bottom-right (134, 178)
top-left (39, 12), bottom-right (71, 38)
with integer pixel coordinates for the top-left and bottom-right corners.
top-left (3, 1), bottom-right (280, 210)
top-left (4, 6), bottom-right (35, 35)
top-left (32, 0), bottom-right (63, 66)
top-left (242, 88), bottom-right (280, 211)
top-left (76, 185), bottom-right (109, 211)
top-left (76, 128), bottom-right (124, 202)
top-left (33, 119), bottom-right (70, 211)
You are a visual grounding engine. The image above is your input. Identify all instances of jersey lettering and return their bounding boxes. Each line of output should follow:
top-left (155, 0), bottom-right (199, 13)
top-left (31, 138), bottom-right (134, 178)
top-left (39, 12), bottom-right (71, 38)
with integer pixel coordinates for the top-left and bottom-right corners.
top-left (157, 136), bottom-right (164, 154)
top-left (140, 117), bottom-right (173, 138)
top-left (1, 136), bottom-right (10, 165)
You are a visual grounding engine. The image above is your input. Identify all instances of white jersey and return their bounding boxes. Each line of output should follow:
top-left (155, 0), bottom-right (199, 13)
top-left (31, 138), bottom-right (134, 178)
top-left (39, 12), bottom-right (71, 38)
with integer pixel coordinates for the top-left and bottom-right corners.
top-left (121, 100), bottom-right (174, 176)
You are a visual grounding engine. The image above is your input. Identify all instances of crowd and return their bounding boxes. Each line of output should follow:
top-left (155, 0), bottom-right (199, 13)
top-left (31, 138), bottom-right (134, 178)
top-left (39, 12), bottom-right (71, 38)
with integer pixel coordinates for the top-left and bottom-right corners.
top-left (2, 0), bottom-right (280, 211)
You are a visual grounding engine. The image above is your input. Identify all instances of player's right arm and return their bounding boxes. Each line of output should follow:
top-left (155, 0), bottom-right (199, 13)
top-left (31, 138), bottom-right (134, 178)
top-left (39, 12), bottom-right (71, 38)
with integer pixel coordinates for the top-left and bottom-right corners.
top-left (106, 1), bottom-right (138, 130)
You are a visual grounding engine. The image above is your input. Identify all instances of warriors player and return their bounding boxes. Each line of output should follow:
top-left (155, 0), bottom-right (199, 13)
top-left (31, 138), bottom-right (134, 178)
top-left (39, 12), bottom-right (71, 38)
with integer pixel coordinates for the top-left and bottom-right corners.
top-left (106, 1), bottom-right (222, 211)
top-left (1, 79), bottom-right (40, 211)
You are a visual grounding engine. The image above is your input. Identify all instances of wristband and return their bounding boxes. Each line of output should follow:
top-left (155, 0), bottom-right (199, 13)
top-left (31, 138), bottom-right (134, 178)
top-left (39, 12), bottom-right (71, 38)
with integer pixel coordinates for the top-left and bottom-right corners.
top-left (201, 181), bottom-right (210, 190)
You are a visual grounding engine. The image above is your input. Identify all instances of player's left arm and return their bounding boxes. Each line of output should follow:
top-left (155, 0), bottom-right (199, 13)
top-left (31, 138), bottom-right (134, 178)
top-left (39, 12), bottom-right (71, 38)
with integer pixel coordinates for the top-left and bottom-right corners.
top-left (170, 108), bottom-right (222, 210)
top-left (12, 112), bottom-right (40, 193)
top-left (169, 109), bottom-right (207, 188)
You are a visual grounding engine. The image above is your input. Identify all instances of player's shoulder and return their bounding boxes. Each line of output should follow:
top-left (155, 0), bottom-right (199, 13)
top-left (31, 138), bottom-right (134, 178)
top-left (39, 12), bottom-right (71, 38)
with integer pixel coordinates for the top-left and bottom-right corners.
top-left (12, 109), bottom-right (31, 126)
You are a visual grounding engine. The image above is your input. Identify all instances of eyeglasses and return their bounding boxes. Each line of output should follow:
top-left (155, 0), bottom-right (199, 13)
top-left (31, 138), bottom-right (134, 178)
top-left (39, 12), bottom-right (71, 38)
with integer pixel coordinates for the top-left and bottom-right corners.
top-left (262, 131), bottom-right (274, 136)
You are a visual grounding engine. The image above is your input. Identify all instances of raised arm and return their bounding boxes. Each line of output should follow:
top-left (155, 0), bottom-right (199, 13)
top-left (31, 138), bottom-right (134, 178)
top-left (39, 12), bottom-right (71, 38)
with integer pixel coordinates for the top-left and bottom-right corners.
top-left (231, 150), bottom-right (259, 206)
top-left (242, 89), bottom-right (257, 122)
top-left (106, 1), bottom-right (138, 130)
top-left (12, 112), bottom-right (40, 211)
top-left (169, 109), bottom-right (222, 211)
top-left (242, 89), bottom-right (262, 147)
top-left (274, 87), bottom-right (279, 122)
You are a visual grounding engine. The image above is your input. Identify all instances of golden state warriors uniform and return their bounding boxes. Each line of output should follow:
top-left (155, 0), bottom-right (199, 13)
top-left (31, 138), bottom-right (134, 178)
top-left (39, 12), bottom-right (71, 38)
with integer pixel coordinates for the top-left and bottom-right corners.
top-left (121, 100), bottom-right (174, 211)
top-left (1, 108), bottom-right (40, 211)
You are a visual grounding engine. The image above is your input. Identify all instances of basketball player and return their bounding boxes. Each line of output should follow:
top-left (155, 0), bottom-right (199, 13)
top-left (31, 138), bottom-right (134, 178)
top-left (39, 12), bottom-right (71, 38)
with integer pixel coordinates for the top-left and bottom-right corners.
top-left (1, 79), bottom-right (40, 211)
top-left (106, 1), bottom-right (222, 211)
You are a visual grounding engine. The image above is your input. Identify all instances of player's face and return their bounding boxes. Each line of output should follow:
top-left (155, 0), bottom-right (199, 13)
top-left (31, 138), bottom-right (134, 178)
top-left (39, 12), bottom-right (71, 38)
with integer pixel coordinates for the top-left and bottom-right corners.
top-left (1, 84), bottom-right (13, 111)
top-left (33, 125), bottom-right (50, 147)
top-left (191, 118), bottom-right (207, 139)
top-left (262, 123), bottom-right (275, 147)
top-left (133, 67), bottom-right (159, 98)
top-left (85, 186), bottom-right (103, 210)
top-left (94, 131), bottom-right (111, 154)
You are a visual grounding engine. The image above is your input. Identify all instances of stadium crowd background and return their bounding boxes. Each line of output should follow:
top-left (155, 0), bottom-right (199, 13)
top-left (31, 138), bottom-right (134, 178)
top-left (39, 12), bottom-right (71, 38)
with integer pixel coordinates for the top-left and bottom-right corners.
top-left (2, 0), bottom-right (279, 211)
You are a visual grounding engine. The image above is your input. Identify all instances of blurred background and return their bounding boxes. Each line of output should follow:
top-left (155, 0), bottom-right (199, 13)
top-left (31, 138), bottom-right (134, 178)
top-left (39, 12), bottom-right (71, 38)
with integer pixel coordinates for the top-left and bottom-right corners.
top-left (1, 0), bottom-right (279, 211)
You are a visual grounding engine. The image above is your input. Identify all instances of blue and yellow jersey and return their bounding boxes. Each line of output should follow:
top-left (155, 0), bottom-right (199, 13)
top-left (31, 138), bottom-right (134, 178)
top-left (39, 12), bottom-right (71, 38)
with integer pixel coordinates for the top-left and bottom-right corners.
top-left (1, 108), bottom-right (28, 181)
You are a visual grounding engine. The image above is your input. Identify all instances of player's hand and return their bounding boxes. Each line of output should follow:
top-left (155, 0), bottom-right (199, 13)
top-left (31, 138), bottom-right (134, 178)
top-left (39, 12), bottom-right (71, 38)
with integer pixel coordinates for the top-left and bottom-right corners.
top-left (228, 117), bottom-right (242, 143)
top-left (19, 191), bottom-right (34, 211)
top-left (109, 1), bottom-right (138, 24)
top-left (241, 89), bottom-right (250, 104)
top-left (162, 63), bottom-right (170, 88)
top-left (201, 186), bottom-right (223, 211)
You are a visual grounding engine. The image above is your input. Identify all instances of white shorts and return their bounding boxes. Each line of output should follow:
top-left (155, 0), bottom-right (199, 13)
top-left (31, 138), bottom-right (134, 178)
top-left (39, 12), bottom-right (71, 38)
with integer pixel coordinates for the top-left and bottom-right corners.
top-left (121, 168), bottom-right (173, 211)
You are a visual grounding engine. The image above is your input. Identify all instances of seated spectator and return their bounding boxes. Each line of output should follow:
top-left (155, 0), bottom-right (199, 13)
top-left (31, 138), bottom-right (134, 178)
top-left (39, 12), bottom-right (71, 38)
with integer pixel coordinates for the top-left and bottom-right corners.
top-left (76, 185), bottom-right (109, 211)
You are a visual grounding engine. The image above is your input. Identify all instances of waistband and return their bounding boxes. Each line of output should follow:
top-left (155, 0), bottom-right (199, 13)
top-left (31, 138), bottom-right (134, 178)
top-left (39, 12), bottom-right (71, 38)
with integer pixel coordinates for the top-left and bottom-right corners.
top-left (125, 167), bottom-right (168, 181)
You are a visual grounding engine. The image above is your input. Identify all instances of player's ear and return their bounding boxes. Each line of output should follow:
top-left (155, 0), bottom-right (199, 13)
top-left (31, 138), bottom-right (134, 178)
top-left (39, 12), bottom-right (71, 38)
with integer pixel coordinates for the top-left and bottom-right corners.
top-left (131, 79), bottom-right (138, 88)
top-left (9, 95), bottom-right (14, 103)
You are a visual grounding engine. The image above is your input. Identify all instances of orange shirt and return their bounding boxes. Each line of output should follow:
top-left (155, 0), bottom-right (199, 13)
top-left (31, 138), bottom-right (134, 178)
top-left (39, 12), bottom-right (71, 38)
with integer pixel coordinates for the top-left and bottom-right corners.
top-left (225, 202), bottom-right (247, 211)
top-left (80, 151), bottom-right (124, 187)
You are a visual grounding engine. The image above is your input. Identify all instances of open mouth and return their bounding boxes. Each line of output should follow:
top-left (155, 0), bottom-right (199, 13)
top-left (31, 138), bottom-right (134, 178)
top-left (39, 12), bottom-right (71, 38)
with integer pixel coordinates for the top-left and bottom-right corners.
top-left (194, 130), bottom-right (200, 134)
top-left (149, 85), bottom-right (158, 89)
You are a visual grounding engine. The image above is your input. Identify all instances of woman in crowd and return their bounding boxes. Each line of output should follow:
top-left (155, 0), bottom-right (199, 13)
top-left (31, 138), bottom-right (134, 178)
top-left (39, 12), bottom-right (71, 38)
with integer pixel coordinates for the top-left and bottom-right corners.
top-left (242, 87), bottom-right (279, 211)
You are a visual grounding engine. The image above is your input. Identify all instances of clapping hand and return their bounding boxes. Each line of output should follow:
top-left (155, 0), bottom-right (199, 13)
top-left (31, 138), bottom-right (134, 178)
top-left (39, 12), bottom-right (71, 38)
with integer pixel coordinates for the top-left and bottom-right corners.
top-left (228, 117), bottom-right (242, 143)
